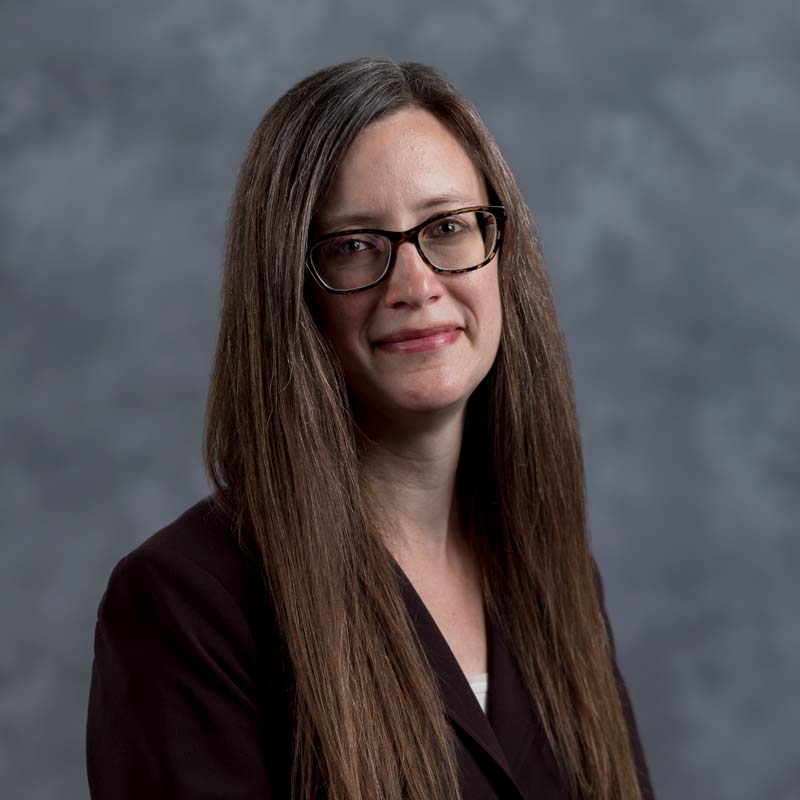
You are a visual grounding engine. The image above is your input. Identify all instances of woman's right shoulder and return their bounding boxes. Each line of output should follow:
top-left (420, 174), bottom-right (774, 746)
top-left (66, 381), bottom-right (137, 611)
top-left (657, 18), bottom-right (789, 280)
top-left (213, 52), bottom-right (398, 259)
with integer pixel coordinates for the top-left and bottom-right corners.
top-left (98, 495), bottom-right (281, 652)
top-left (88, 497), bottom-right (294, 797)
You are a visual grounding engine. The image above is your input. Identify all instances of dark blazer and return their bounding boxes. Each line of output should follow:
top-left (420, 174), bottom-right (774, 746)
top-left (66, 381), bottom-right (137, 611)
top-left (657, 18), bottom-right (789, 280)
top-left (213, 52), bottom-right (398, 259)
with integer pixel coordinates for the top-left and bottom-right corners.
top-left (86, 497), bottom-right (654, 799)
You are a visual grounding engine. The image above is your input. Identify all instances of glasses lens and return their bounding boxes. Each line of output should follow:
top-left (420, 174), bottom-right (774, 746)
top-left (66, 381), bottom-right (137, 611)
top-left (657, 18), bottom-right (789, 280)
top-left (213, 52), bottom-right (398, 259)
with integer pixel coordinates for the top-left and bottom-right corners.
top-left (311, 233), bottom-right (390, 291)
top-left (420, 210), bottom-right (498, 271)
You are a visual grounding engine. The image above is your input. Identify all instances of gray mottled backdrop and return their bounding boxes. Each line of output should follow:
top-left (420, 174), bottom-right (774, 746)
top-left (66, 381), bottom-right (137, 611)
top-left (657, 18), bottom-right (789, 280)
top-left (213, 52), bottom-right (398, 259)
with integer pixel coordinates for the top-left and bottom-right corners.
top-left (2, 1), bottom-right (798, 797)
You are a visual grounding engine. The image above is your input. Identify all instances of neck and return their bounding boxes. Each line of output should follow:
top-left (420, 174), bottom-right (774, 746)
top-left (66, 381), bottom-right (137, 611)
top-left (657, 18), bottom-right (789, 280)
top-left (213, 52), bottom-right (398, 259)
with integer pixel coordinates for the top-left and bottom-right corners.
top-left (355, 401), bottom-right (468, 572)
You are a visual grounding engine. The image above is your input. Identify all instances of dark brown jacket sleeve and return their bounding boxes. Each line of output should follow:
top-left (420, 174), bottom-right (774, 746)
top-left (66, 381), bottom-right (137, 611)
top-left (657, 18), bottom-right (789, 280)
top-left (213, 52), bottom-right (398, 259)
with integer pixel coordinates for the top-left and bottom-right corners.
top-left (592, 559), bottom-right (656, 800)
top-left (86, 545), bottom-right (274, 799)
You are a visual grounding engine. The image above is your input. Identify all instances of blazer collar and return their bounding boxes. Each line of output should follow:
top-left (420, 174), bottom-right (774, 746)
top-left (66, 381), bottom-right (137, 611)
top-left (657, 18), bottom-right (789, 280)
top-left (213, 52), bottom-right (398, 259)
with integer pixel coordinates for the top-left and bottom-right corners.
top-left (390, 557), bottom-right (535, 800)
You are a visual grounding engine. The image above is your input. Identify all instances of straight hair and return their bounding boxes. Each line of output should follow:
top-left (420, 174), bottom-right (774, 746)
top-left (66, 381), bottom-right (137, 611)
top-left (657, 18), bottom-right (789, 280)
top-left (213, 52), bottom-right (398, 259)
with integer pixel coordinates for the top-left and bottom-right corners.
top-left (204, 56), bottom-right (643, 799)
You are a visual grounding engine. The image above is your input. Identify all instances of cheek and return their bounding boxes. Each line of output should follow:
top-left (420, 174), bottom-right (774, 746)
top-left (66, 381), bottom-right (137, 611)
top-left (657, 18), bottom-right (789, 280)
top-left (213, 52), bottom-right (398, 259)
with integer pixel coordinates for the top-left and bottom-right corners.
top-left (472, 267), bottom-right (503, 346)
top-left (482, 300), bottom-right (503, 369)
top-left (490, 284), bottom-right (503, 343)
top-left (314, 294), bottom-right (372, 359)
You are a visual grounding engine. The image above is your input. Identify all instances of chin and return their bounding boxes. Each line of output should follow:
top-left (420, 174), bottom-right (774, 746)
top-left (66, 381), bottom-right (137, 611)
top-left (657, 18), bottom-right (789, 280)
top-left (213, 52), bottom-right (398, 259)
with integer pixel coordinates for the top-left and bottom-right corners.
top-left (348, 362), bottom-right (489, 421)
top-left (382, 376), bottom-right (475, 416)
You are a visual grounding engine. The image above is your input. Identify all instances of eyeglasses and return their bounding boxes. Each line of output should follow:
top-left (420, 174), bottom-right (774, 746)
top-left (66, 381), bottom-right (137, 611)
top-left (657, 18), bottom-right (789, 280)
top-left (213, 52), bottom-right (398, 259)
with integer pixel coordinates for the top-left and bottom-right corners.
top-left (306, 205), bottom-right (507, 294)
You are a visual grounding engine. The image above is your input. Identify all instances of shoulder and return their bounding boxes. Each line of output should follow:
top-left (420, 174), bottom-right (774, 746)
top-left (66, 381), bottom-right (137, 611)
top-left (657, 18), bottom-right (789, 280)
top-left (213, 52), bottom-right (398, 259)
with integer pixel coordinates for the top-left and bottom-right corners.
top-left (88, 497), bottom-right (293, 796)
top-left (122, 496), bottom-right (257, 584)
top-left (96, 496), bottom-right (281, 662)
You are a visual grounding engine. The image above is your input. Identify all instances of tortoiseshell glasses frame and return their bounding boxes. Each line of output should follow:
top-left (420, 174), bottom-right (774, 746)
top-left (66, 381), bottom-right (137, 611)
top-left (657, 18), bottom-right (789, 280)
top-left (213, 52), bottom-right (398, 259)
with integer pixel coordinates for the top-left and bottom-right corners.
top-left (305, 205), bottom-right (507, 295)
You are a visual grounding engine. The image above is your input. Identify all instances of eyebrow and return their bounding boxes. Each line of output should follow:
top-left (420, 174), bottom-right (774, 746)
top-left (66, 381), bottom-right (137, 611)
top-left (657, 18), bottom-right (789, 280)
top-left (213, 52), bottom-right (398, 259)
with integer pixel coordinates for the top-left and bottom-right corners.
top-left (315, 193), bottom-right (479, 232)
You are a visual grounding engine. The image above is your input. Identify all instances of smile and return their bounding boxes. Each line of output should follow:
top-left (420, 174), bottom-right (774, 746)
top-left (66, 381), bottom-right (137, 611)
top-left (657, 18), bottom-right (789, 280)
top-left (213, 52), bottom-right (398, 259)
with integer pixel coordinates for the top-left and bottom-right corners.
top-left (374, 328), bottom-right (462, 354)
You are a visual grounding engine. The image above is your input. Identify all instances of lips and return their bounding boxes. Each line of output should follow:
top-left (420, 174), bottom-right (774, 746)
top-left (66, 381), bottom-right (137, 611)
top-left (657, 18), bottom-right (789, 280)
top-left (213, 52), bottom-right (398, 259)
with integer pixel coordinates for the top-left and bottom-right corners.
top-left (373, 324), bottom-right (460, 345)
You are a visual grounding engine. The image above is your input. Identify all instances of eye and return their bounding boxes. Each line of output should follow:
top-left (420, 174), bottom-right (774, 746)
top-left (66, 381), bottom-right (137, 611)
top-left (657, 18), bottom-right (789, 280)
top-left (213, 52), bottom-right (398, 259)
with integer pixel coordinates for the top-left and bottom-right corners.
top-left (434, 219), bottom-right (461, 236)
top-left (427, 216), bottom-right (473, 239)
top-left (313, 233), bottom-right (388, 269)
top-left (331, 237), bottom-right (376, 256)
top-left (343, 238), bottom-right (366, 251)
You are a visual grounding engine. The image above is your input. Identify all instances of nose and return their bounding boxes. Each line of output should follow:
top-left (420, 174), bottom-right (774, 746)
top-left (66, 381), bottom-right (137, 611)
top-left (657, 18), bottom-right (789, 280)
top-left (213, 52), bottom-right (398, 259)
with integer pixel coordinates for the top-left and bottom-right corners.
top-left (381, 240), bottom-right (443, 308)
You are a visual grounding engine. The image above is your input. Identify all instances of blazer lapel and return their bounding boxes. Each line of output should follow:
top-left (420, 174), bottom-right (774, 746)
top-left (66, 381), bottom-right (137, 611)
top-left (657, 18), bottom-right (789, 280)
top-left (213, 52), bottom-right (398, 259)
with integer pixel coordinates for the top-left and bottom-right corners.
top-left (390, 557), bottom-right (527, 799)
top-left (487, 614), bottom-right (565, 794)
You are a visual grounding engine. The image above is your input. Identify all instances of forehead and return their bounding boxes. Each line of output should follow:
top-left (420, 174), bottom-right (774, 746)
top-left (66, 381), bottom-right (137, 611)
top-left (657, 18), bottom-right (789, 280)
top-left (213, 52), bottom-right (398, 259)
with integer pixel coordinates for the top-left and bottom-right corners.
top-left (316, 107), bottom-right (487, 230)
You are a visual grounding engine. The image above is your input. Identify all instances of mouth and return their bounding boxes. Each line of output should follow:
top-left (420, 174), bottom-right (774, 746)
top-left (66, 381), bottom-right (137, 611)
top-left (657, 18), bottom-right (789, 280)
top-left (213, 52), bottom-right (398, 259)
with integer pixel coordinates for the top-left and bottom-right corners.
top-left (373, 326), bottom-right (462, 354)
top-left (373, 325), bottom-right (461, 345)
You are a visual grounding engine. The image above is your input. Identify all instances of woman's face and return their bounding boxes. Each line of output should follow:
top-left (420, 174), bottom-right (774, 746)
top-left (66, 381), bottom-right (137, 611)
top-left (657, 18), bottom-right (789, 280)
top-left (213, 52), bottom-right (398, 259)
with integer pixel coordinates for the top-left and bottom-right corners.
top-left (309, 106), bottom-right (503, 422)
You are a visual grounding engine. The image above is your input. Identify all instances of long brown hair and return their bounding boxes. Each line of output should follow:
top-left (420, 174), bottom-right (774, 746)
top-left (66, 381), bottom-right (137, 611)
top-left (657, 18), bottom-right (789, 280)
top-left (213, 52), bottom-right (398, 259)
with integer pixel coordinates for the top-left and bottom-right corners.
top-left (204, 57), bottom-right (642, 799)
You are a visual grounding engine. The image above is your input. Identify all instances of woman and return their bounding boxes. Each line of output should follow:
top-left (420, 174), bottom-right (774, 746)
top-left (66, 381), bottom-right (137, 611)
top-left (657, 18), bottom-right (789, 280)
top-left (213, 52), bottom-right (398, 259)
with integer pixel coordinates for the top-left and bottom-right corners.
top-left (86, 58), bottom-right (654, 799)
